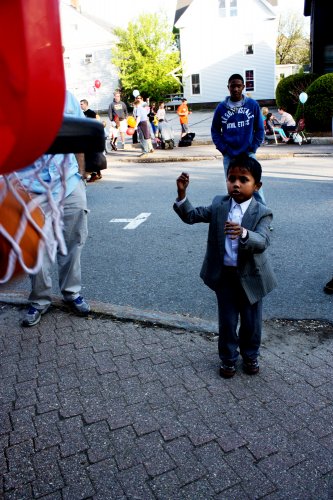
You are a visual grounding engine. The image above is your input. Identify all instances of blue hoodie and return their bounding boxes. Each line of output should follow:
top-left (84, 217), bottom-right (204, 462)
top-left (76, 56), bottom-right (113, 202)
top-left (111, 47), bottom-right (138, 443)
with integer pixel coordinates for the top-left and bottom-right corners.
top-left (211, 96), bottom-right (264, 157)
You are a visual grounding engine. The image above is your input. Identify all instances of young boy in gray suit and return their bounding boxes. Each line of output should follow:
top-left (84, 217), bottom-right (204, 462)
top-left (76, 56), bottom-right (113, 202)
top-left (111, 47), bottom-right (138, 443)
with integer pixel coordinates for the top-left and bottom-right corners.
top-left (174, 154), bottom-right (277, 378)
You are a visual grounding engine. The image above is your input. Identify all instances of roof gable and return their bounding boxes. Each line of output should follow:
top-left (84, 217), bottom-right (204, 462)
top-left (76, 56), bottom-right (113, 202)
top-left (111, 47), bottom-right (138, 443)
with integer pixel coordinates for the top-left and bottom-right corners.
top-left (60, 3), bottom-right (115, 46)
top-left (174, 0), bottom-right (193, 25)
top-left (174, 0), bottom-right (277, 26)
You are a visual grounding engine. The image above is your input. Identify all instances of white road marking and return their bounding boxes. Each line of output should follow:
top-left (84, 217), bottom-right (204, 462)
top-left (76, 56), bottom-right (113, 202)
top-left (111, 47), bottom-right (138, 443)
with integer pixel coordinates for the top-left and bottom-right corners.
top-left (109, 212), bottom-right (151, 229)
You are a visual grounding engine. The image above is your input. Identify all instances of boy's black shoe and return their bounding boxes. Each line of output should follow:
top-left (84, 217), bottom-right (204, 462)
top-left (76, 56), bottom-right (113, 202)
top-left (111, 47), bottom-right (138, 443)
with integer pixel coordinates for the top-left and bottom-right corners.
top-left (219, 363), bottom-right (236, 379)
top-left (243, 358), bottom-right (260, 375)
top-left (324, 278), bottom-right (333, 294)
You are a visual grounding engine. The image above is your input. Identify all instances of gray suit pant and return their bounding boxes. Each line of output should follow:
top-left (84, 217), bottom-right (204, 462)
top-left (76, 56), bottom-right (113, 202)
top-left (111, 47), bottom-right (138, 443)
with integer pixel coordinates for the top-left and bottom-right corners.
top-left (29, 179), bottom-right (88, 308)
top-left (215, 268), bottom-right (262, 364)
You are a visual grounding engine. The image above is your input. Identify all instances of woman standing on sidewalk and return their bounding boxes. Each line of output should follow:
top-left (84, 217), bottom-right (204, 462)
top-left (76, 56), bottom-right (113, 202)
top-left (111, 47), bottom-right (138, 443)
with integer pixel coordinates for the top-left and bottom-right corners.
top-left (133, 96), bottom-right (153, 154)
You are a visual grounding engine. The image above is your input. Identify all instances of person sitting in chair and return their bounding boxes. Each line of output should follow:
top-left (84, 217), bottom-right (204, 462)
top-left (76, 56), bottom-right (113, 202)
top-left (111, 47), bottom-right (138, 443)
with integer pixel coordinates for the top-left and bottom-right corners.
top-left (265, 113), bottom-right (289, 143)
top-left (277, 107), bottom-right (296, 137)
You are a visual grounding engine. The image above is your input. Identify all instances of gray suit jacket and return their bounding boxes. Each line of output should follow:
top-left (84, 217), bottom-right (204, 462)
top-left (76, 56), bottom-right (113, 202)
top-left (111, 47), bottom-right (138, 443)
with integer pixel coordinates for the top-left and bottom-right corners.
top-left (174, 195), bottom-right (277, 305)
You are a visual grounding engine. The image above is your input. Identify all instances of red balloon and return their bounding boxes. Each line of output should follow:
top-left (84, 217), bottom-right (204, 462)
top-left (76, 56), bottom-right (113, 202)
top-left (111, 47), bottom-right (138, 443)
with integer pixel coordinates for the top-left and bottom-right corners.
top-left (94, 79), bottom-right (101, 89)
top-left (126, 127), bottom-right (135, 136)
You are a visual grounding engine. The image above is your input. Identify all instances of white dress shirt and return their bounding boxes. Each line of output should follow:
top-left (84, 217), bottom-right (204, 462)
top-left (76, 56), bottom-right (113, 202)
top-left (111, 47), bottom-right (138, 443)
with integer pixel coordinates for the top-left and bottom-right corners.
top-left (224, 198), bottom-right (252, 266)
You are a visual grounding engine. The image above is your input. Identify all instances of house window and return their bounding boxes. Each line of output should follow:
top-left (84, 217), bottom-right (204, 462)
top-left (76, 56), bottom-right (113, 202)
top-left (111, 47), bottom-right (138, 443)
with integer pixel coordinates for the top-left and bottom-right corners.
top-left (244, 33), bottom-right (254, 54)
top-left (219, 0), bottom-right (226, 17)
top-left (191, 74), bottom-right (200, 95)
top-left (245, 70), bottom-right (254, 92)
top-left (230, 0), bottom-right (237, 16)
top-left (63, 56), bottom-right (71, 69)
top-left (219, 0), bottom-right (237, 17)
top-left (245, 44), bottom-right (254, 55)
top-left (84, 53), bottom-right (93, 64)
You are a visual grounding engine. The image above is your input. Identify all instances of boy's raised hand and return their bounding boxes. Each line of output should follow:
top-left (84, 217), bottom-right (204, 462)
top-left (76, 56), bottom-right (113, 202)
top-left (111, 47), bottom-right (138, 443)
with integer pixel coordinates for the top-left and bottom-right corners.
top-left (176, 172), bottom-right (189, 200)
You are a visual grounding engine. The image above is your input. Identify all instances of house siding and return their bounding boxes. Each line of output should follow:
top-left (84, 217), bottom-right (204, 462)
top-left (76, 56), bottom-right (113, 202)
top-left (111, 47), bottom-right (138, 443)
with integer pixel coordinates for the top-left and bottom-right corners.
top-left (60, 3), bottom-right (119, 112)
top-left (176, 0), bottom-right (277, 104)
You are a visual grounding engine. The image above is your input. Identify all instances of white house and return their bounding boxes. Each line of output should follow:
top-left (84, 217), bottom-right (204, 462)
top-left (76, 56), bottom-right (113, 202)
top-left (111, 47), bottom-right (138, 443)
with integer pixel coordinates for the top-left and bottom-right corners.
top-left (174, 0), bottom-right (279, 104)
top-left (60, 0), bottom-right (118, 112)
top-left (275, 63), bottom-right (301, 88)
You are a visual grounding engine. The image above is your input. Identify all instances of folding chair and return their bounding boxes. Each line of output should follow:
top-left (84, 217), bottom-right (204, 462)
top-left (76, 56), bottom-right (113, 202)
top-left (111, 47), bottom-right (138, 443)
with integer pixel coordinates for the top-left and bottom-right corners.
top-left (265, 129), bottom-right (280, 144)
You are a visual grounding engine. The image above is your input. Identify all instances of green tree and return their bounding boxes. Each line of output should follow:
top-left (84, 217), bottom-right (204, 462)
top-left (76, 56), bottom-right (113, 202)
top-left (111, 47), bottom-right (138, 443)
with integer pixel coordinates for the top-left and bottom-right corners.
top-left (276, 13), bottom-right (310, 65)
top-left (111, 13), bottom-right (181, 103)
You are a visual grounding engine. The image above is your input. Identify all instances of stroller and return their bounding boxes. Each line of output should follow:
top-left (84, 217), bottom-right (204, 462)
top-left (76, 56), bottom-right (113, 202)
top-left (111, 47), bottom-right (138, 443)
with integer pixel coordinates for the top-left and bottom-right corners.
top-left (156, 119), bottom-right (175, 149)
top-left (288, 119), bottom-right (311, 145)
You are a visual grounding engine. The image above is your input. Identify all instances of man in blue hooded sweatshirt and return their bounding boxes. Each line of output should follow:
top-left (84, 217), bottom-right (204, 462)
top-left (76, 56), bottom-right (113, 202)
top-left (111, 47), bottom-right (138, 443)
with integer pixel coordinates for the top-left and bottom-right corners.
top-left (211, 74), bottom-right (265, 205)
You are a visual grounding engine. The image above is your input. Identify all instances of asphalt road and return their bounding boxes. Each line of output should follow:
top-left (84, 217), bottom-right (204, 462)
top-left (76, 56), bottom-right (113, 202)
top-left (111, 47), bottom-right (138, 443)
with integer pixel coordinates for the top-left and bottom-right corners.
top-left (3, 157), bottom-right (333, 323)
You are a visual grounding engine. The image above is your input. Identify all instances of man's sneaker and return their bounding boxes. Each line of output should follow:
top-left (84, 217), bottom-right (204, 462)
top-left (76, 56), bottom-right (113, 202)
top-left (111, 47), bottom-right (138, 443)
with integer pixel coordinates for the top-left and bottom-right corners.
top-left (65, 296), bottom-right (91, 316)
top-left (243, 358), bottom-right (260, 375)
top-left (87, 173), bottom-right (98, 183)
top-left (324, 278), bottom-right (333, 295)
top-left (22, 305), bottom-right (50, 327)
top-left (219, 363), bottom-right (236, 379)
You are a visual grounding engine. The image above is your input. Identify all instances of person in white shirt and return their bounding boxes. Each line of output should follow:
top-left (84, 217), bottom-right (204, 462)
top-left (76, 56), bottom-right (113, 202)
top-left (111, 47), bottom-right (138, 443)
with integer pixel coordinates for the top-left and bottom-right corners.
top-left (156, 101), bottom-right (166, 121)
top-left (133, 96), bottom-right (153, 153)
top-left (19, 91), bottom-right (91, 327)
top-left (277, 107), bottom-right (296, 137)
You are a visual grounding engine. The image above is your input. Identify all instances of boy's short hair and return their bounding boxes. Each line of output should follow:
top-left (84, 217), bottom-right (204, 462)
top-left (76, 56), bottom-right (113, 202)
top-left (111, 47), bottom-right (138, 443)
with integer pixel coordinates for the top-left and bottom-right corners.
top-left (228, 74), bottom-right (244, 84)
top-left (227, 153), bottom-right (262, 183)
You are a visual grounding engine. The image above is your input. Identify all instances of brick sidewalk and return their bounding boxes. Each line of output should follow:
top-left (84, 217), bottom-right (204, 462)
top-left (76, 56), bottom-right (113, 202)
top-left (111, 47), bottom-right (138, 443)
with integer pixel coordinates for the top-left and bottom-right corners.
top-left (1, 305), bottom-right (333, 498)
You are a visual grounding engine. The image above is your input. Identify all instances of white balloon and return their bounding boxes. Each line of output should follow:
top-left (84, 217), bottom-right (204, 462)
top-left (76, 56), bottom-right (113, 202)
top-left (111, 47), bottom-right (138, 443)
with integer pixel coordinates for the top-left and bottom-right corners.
top-left (299, 92), bottom-right (308, 104)
top-left (133, 89), bottom-right (140, 97)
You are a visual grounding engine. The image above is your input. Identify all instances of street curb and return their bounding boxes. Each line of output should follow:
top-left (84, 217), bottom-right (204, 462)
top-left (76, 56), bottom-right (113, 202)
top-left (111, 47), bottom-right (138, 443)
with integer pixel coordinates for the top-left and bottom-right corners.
top-left (108, 151), bottom-right (333, 164)
top-left (0, 292), bottom-right (218, 335)
top-left (118, 156), bottom-right (219, 163)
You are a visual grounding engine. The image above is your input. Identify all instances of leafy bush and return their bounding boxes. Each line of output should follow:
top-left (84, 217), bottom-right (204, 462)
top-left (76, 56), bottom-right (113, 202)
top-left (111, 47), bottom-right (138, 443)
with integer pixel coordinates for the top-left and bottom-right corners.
top-left (297, 73), bottom-right (333, 132)
top-left (275, 73), bottom-right (318, 115)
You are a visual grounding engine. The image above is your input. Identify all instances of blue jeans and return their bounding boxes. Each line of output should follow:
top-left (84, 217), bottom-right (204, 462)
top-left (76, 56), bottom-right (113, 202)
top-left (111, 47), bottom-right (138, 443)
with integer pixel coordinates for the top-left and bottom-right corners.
top-left (215, 267), bottom-right (262, 364)
top-left (223, 153), bottom-right (266, 205)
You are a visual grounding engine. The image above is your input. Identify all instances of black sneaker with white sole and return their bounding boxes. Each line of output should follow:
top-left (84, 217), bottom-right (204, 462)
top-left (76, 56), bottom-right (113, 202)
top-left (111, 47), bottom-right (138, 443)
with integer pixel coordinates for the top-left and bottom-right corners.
top-left (243, 358), bottom-right (260, 375)
top-left (219, 363), bottom-right (236, 379)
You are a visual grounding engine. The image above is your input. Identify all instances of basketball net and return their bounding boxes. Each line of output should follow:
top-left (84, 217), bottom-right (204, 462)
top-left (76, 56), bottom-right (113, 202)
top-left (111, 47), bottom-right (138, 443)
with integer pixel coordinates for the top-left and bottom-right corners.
top-left (0, 155), bottom-right (70, 284)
